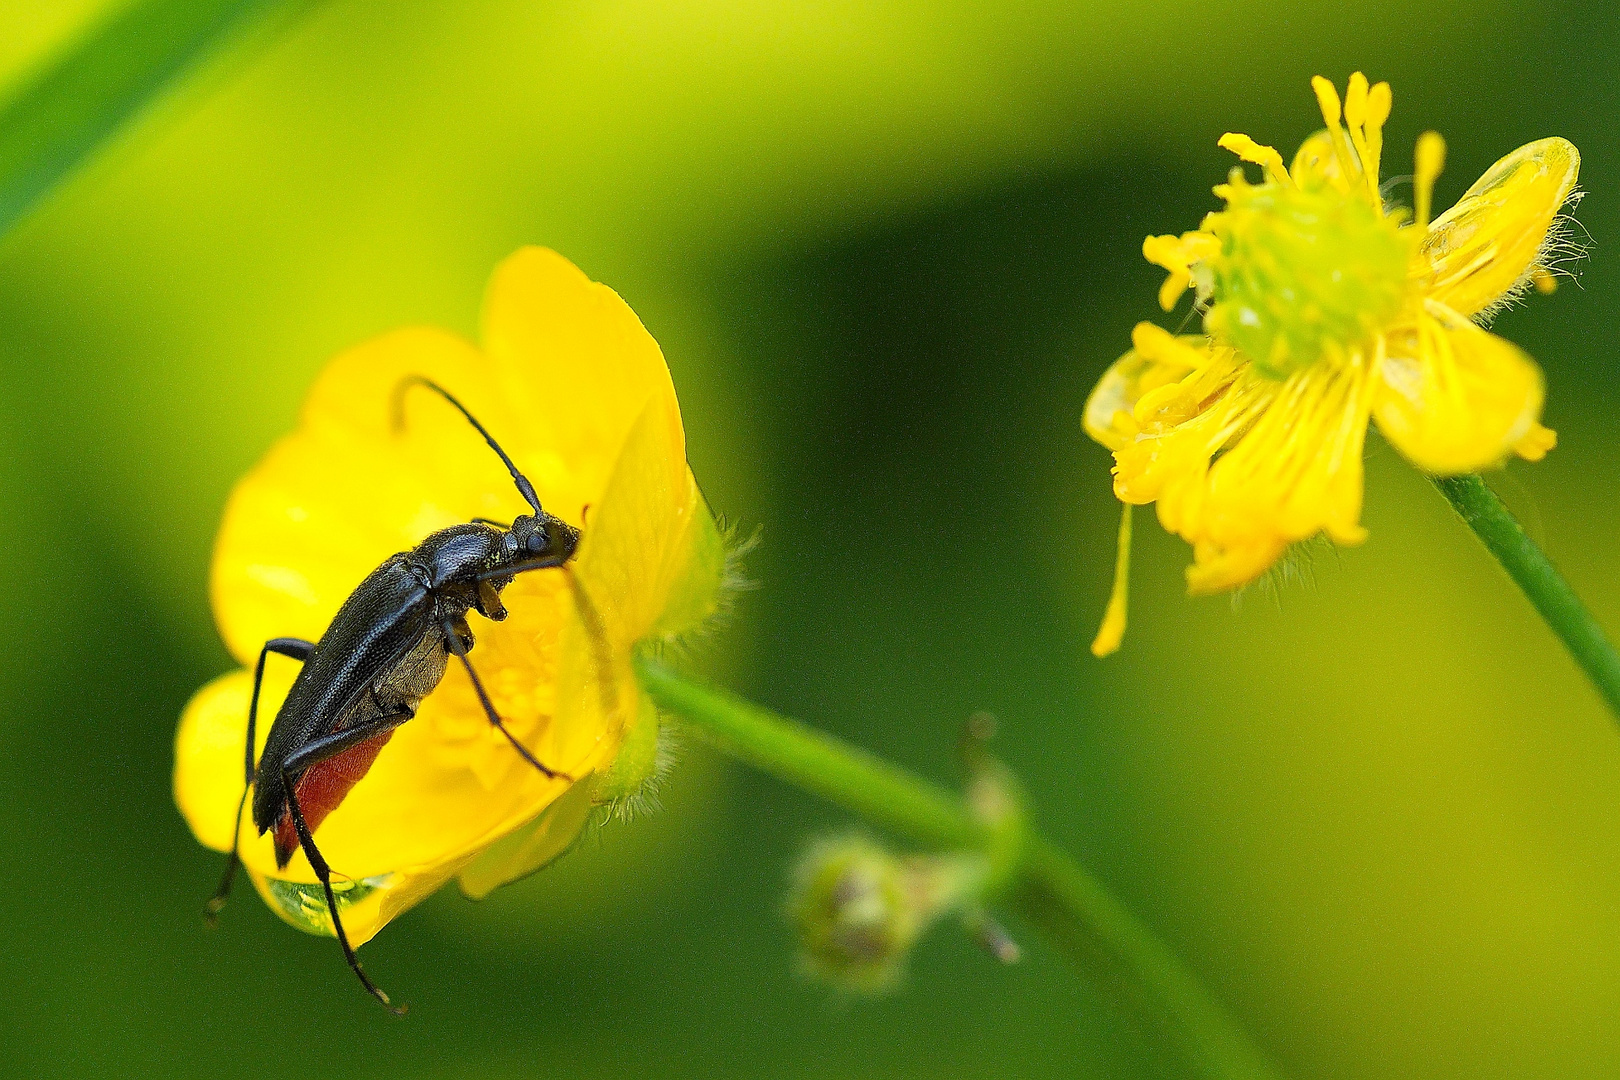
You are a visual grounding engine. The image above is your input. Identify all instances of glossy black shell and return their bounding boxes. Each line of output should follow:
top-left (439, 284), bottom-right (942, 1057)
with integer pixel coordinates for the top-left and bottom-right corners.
top-left (249, 523), bottom-right (507, 835)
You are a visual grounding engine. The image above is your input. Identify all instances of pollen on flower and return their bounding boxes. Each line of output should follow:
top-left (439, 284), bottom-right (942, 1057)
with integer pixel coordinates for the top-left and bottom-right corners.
top-left (1082, 72), bottom-right (1583, 653)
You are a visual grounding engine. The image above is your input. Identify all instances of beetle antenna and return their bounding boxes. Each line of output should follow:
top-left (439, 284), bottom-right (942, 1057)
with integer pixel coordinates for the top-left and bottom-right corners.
top-left (392, 375), bottom-right (543, 514)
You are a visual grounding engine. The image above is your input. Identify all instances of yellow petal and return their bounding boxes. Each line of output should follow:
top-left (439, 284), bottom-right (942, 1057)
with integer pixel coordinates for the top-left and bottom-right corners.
top-left (554, 384), bottom-right (717, 779)
top-left (175, 669), bottom-right (270, 855)
top-left (1374, 312), bottom-right (1545, 475)
top-left (1082, 329), bottom-right (1204, 452)
top-left (1422, 137), bottom-right (1581, 318)
top-left (457, 777), bottom-right (597, 900)
top-left (1090, 502), bottom-right (1131, 658)
top-left (481, 247), bottom-right (679, 505)
top-left (1171, 357), bottom-right (1377, 594)
top-left (1103, 327), bottom-right (1269, 510)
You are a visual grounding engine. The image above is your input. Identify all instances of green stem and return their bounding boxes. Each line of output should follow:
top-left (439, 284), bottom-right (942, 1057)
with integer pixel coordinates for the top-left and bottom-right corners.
top-left (1433, 474), bottom-right (1620, 718)
top-left (0, 0), bottom-right (311, 238)
top-left (637, 655), bottom-right (1283, 1080)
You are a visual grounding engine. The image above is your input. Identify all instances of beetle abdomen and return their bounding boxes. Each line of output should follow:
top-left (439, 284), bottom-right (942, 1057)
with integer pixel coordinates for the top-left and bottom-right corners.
top-left (268, 626), bottom-right (452, 867)
top-left (272, 729), bottom-right (398, 868)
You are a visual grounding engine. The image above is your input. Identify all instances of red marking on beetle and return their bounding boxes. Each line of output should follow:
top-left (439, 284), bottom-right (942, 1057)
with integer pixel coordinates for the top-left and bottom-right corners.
top-left (273, 731), bottom-right (396, 868)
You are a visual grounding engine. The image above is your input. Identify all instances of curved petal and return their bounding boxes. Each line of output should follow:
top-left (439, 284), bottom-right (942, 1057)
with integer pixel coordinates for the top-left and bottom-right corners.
top-left (482, 247), bottom-right (678, 506)
top-left (1168, 356), bottom-right (1378, 594)
top-left (1082, 326), bottom-right (1208, 452)
top-left (1421, 137), bottom-right (1581, 318)
top-left (175, 669), bottom-right (266, 855)
top-left (554, 384), bottom-right (719, 782)
top-left (1373, 313), bottom-right (1544, 475)
top-left (1100, 326), bottom-right (1270, 510)
top-left (457, 778), bottom-right (597, 900)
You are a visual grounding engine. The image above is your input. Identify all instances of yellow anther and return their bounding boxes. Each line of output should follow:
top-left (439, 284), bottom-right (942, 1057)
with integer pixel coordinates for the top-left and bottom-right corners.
top-left (1342, 73), bottom-right (1381, 205)
top-left (1365, 82), bottom-right (1392, 131)
top-left (1414, 130), bottom-right (1446, 228)
top-left (1144, 234), bottom-right (1199, 310)
top-left (1532, 268), bottom-right (1558, 294)
top-left (1142, 234), bottom-right (1185, 268)
top-left (1131, 320), bottom-right (1173, 354)
top-left (1157, 271), bottom-right (1190, 311)
top-left (1514, 423), bottom-right (1558, 461)
top-left (1311, 76), bottom-right (1341, 126)
top-left (1218, 133), bottom-right (1293, 185)
top-left (1344, 72), bottom-right (1369, 130)
top-left (1362, 82), bottom-right (1393, 200)
top-left (1311, 76), bottom-right (1360, 182)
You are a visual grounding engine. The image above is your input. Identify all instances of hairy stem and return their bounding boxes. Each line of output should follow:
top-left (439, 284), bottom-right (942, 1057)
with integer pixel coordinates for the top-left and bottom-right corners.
top-left (1433, 474), bottom-right (1620, 719)
top-left (637, 655), bottom-right (1283, 1080)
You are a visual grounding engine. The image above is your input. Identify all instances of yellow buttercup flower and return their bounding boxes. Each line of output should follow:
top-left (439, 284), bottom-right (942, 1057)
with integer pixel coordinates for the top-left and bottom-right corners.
top-left (174, 247), bottom-right (725, 946)
top-left (1086, 74), bottom-right (1581, 656)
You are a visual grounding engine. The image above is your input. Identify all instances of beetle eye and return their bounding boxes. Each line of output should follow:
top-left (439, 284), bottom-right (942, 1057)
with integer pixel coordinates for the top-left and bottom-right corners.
top-left (526, 532), bottom-right (546, 554)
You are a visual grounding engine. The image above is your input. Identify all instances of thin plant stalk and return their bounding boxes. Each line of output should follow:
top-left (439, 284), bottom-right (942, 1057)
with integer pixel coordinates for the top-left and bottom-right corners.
top-left (637, 655), bottom-right (1284, 1080)
top-left (1433, 474), bottom-right (1620, 718)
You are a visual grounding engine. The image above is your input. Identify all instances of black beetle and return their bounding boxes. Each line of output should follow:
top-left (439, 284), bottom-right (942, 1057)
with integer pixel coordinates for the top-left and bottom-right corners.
top-left (206, 375), bottom-right (603, 1011)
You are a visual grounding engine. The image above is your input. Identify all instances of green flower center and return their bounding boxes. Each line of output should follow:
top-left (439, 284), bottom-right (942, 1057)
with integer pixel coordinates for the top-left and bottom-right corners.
top-left (1203, 182), bottom-right (1411, 378)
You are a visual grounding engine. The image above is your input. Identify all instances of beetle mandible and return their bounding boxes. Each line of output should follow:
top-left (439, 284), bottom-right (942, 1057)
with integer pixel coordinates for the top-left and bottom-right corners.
top-left (205, 374), bottom-right (606, 1012)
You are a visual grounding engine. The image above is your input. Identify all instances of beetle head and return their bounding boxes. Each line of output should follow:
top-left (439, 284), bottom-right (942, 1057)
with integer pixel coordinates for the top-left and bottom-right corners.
top-left (506, 511), bottom-right (581, 566)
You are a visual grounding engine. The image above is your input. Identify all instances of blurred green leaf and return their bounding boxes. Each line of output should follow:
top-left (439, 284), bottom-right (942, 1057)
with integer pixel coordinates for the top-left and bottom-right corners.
top-left (0, 0), bottom-right (308, 236)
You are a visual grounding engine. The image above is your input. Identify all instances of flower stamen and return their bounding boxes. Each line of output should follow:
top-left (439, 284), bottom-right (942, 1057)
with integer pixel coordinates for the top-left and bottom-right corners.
top-left (1413, 131), bottom-right (1446, 230)
top-left (1362, 81), bottom-right (1393, 204)
top-left (1342, 73), bottom-right (1379, 206)
top-left (1311, 75), bottom-right (1361, 184)
top-left (1218, 133), bottom-right (1294, 186)
top-left (1142, 232), bottom-right (1221, 311)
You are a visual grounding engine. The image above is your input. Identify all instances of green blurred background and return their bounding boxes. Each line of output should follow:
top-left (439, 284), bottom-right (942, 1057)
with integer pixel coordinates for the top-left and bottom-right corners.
top-left (1, 1), bottom-right (1617, 1076)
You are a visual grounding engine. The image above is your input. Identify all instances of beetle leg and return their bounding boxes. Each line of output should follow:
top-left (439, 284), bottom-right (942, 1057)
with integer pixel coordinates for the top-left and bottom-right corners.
top-left (207, 637), bottom-right (313, 924)
top-left (475, 579), bottom-right (508, 621)
top-left (281, 747), bottom-right (407, 1015)
top-left (279, 709), bottom-right (414, 775)
top-left (441, 619), bottom-right (571, 781)
top-left (473, 551), bottom-right (573, 581)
